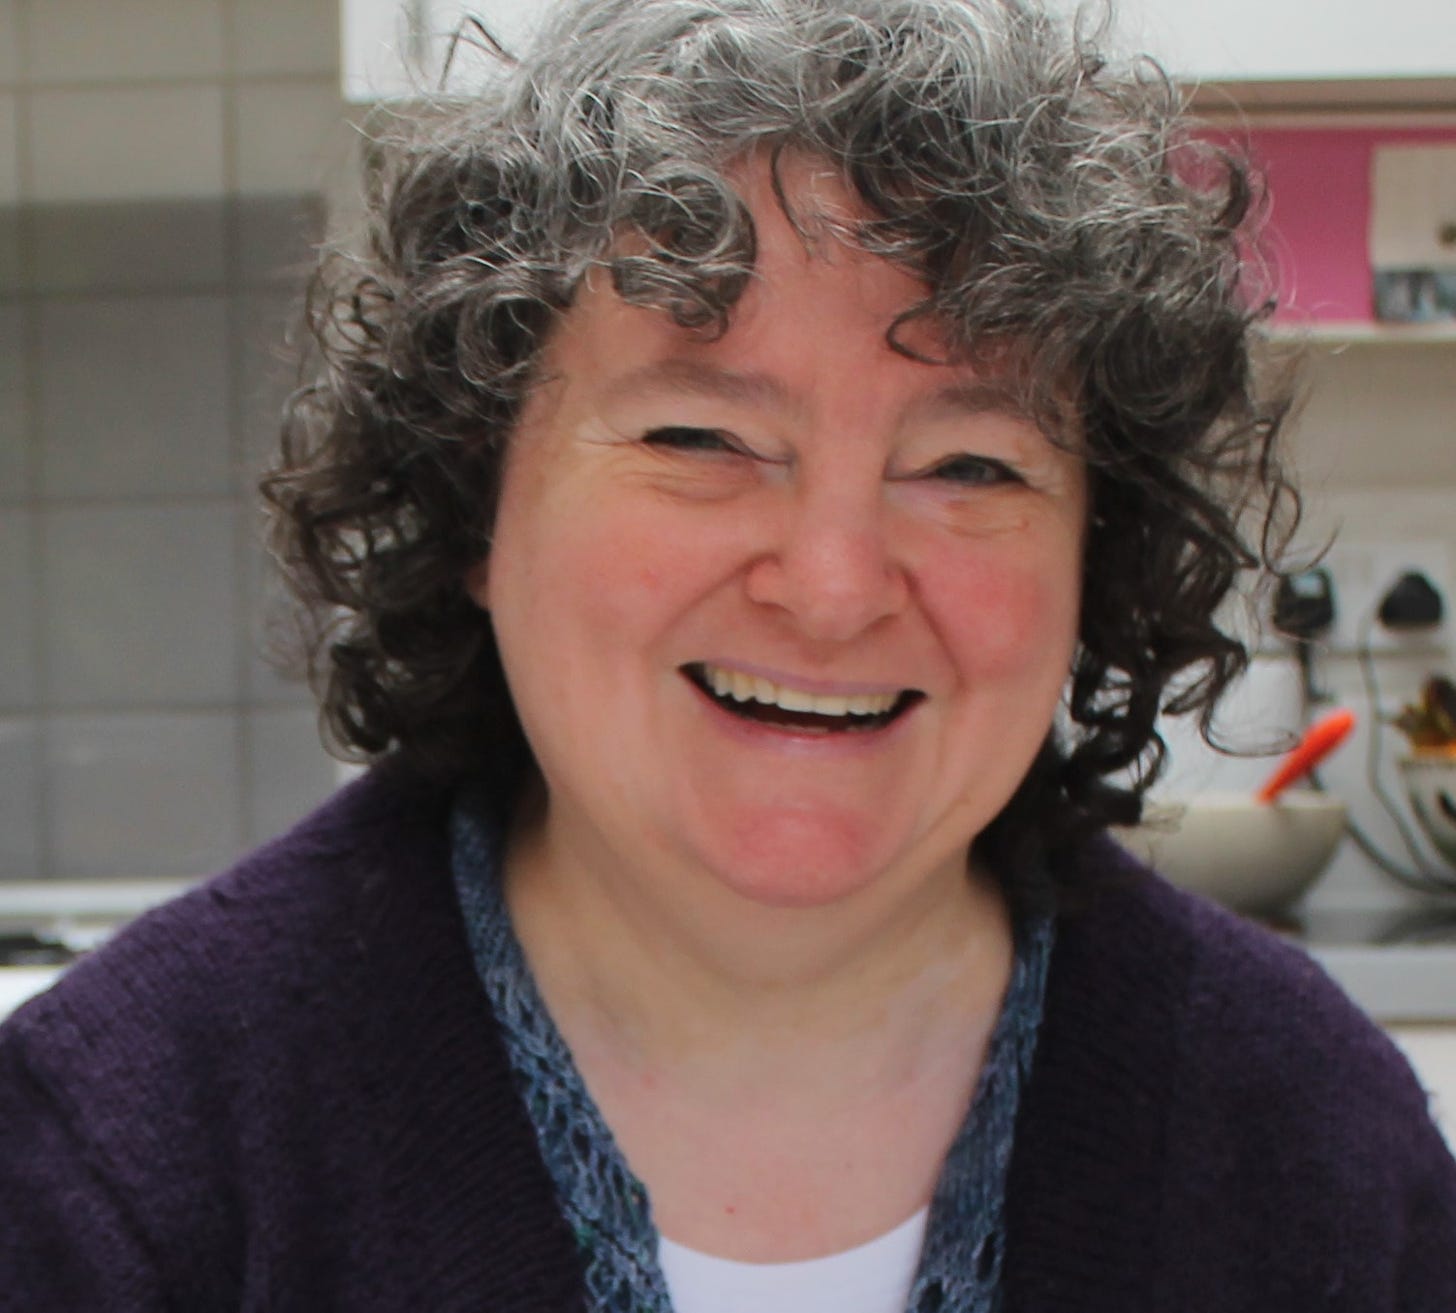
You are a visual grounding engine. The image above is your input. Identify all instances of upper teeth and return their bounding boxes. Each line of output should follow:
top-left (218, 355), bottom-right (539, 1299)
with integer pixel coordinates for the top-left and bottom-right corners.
top-left (700, 664), bottom-right (901, 717)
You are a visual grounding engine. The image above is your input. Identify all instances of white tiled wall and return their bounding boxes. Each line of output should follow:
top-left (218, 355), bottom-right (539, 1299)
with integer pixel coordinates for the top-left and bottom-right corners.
top-left (1294, 346), bottom-right (1456, 490)
top-left (1156, 350), bottom-right (1456, 914)
top-left (1, 0), bottom-right (343, 881)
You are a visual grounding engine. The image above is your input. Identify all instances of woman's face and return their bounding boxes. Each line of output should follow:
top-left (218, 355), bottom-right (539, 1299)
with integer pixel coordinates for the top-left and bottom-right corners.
top-left (471, 160), bottom-right (1087, 912)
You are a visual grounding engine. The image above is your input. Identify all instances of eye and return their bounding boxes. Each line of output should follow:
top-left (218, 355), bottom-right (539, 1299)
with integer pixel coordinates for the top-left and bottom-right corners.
top-left (918, 454), bottom-right (1024, 487)
top-left (642, 426), bottom-right (741, 454)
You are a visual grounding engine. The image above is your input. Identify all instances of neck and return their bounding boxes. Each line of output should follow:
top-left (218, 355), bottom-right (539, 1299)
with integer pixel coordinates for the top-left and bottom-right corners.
top-left (502, 793), bottom-right (1015, 1104)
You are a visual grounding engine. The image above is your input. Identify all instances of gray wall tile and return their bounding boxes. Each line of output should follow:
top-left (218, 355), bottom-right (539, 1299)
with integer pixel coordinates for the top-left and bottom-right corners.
top-left (46, 711), bottom-right (242, 878)
top-left (246, 706), bottom-right (334, 843)
top-left (0, 511), bottom-right (35, 707)
top-left (0, 719), bottom-right (39, 880)
top-left (30, 86), bottom-right (225, 204)
top-left (0, 94), bottom-right (16, 203)
top-left (41, 504), bottom-right (239, 707)
top-left (232, 0), bottom-right (338, 77)
top-left (26, 0), bottom-right (225, 84)
top-left (0, 304), bottom-right (27, 498)
top-left (235, 192), bottom-right (327, 289)
top-left (243, 535), bottom-right (313, 705)
top-left (30, 199), bottom-right (227, 295)
top-left (235, 80), bottom-right (349, 194)
top-left (0, 93), bottom-right (18, 296)
top-left (0, 206), bottom-right (18, 298)
top-left (235, 290), bottom-right (299, 485)
top-left (39, 296), bottom-right (232, 498)
top-left (0, 2), bottom-right (17, 85)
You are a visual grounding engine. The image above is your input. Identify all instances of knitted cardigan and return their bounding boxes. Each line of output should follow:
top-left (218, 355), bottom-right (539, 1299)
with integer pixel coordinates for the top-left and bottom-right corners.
top-left (1, 764), bottom-right (1452, 1311)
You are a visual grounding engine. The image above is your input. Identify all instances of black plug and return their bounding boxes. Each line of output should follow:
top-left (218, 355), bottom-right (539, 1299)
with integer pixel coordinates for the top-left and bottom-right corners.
top-left (1378, 570), bottom-right (1444, 630)
top-left (1273, 567), bottom-right (1336, 640)
top-left (1273, 567), bottom-right (1335, 706)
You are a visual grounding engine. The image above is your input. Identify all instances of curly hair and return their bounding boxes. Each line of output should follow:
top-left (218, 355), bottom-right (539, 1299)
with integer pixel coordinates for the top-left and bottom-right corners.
top-left (262, 0), bottom-right (1299, 892)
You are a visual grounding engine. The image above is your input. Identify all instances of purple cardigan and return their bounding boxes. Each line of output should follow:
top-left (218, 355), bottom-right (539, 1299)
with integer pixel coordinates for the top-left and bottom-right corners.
top-left (1, 765), bottom-right (1453, 1310)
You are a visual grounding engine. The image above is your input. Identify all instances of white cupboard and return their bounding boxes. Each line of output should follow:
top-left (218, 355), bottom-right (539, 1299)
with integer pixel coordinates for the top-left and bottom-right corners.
top-left (342, 0), bottom-right (1456, 102)
top-left (342, 0), bottom-right (544, 101)
top-left (1097, 0), bottom-right (1456, 84)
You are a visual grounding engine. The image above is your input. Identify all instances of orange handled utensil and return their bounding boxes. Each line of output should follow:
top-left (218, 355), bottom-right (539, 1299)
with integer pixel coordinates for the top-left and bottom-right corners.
top-left (1255, 707), bottom-right (1357, 805)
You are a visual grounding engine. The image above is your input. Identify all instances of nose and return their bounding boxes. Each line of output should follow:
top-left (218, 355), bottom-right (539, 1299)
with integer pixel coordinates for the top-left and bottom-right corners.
top-left (743, 479), bottom-right (909, 643)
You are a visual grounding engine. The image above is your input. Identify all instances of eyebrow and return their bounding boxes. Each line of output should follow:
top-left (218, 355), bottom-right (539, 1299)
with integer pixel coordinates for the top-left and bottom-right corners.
top-left (908, 378), bottom-right (1041, 428)
top-left (599, 359), bottom-right (1039, 429)
top-left (598, 360), bottom-right (799, 414)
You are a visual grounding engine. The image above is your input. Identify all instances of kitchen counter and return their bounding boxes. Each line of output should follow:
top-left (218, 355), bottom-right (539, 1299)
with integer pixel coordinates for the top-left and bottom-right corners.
top-left (1283, 906), bottom-right (1456, 1024)
top-left (0, 967), bottom-right (64, 1021)
top-left (0, 879), bottom-right (191, 1023)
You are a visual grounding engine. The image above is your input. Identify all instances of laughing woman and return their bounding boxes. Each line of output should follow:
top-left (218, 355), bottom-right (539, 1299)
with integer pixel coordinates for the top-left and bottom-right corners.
top-left (1, 0), bottom-right (1453, 1308)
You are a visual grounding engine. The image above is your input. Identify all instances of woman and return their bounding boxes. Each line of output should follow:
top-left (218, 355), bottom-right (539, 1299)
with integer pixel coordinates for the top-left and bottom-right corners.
top-left (1, 0), bottom-right (1452, 1307)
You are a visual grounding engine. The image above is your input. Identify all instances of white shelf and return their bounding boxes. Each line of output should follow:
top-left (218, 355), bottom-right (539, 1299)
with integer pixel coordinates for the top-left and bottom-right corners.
top-left (1266, 321), bottom-right (1456, 346)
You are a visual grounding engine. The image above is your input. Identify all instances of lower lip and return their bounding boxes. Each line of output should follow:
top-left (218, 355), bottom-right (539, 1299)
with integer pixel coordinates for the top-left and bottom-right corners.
top-left (682, 674), bottom-right (920, 754)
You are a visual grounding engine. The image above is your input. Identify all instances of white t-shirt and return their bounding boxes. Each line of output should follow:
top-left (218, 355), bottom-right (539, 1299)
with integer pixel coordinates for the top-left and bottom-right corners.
top-left (657, 1207), bottom-right (930, 1313)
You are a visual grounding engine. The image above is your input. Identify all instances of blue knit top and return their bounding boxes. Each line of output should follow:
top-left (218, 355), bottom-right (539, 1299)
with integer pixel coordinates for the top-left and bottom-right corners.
top-left (451, 787), bottom-right (1053, 1313)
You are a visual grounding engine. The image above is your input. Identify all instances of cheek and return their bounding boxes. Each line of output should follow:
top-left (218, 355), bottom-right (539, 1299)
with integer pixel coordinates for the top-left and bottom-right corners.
top-left (927, 544), bottom-right (1082, 676)
top-left (503, 494), bottom-right (725, 645)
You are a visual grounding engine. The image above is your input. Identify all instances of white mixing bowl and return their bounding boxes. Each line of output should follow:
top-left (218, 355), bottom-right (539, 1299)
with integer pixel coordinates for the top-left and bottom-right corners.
top-left (1113, 791), bottom-right (1348, 917)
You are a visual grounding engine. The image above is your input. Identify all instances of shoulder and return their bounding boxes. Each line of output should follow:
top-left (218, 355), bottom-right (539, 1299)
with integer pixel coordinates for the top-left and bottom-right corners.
top-left (0, 764), bottom-right (473, 1299)
top-left (0, 763), bottom-right (581, 1307)
top-left (1052, 838), bottom-right (1436, 1147)
top-left (1022, 837), bottom-right (1456, 1306)
top-left (5, 761), bottom-right (455, 1056)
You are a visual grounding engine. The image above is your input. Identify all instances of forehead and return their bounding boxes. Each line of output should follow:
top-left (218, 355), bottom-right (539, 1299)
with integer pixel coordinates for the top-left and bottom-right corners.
top-left (539, 154), bottom-right (990, 404)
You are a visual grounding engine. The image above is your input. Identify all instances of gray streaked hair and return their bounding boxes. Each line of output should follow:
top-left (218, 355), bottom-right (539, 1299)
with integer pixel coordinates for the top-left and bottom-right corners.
top-left (264, 0), bottom-right (1298, 895)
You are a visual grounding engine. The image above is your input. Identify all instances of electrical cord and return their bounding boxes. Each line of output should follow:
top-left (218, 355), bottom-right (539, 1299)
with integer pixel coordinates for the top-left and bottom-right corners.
top-left (1325, 608), bottom-right (1456, 896)
top-left (1314, 768), bottom-right (1455, 896)
top-left (1357, 611), bottom-right (1438, 869)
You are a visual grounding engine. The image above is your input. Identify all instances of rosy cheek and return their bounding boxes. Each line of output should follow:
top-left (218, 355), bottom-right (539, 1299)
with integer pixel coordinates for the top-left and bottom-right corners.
top-left (929, 551), bottom-right (1078, 672)
top-left (561, 509), bottom-right (715, 623)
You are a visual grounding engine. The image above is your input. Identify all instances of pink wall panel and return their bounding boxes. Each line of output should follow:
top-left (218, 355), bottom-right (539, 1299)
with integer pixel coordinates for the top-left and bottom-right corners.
top-left (1210, 125), bottom-right (1456, 324)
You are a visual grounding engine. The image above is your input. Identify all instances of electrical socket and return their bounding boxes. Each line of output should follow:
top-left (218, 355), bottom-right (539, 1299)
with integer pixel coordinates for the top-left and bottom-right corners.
top-left (1318, 538), bottom-right (1453, 656)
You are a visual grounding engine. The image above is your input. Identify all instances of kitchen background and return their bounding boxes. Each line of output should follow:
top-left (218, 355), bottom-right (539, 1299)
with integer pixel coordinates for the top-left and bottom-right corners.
top-left (0, 0), bottom-right (347, 885)
top-left (4, 0), bottom-right (1455, 899)
top-left (1, 0), bottom-right (1455, 1109)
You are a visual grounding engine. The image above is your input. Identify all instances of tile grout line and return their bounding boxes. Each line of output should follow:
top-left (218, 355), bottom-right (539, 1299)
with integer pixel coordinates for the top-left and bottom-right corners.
top-left (5, 72), bottom-right (336, 94)
top-left (222, 0), bottom-right (259, 848)
top-left (13, 0), bottom-right (52, 880)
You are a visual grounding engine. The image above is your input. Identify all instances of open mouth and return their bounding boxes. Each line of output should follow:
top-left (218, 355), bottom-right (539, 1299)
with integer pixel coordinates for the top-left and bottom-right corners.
top-left (682, 662), bottom-right (923, 734)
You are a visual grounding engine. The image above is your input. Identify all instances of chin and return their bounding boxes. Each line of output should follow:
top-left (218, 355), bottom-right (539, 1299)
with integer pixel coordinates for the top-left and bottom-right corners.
top-left (692, 810), bottom-right (919, 912)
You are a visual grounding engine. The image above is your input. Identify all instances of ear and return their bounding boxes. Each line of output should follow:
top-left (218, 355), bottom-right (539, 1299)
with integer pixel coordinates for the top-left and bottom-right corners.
top-left (463, 555), bottom-right (493, 612)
